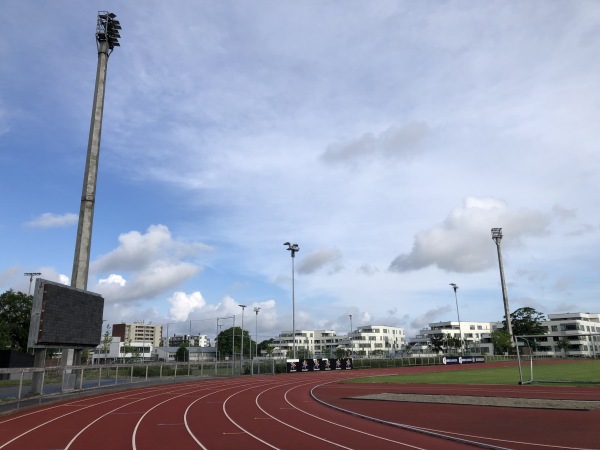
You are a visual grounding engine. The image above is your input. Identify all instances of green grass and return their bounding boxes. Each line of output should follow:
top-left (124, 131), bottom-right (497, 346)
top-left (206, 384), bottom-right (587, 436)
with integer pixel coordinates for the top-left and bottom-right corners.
top-left (344, 360), bottom-right (600, 386)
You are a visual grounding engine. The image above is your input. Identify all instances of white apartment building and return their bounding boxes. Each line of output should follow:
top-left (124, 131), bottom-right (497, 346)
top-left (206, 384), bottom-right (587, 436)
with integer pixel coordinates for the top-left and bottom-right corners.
top-left (344, 325), bottom-right (406, 356)
top-left (530, 312), bottom-right (600, 357)
top-left (409, 321), bottom-right (494, 354)
top-left (92, 336), bottom-right (153, 363)
top-left (271, 326), bottom-right (406, 358)
top-left (166, 334), bottom-right (211, 348)
top-left (272, 330), bottom-right (343, 358)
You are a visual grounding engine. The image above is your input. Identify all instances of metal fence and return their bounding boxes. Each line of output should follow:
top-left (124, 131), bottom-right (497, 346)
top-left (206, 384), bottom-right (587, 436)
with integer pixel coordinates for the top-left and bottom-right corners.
top-left (0, 359), bottom-right (276, 413)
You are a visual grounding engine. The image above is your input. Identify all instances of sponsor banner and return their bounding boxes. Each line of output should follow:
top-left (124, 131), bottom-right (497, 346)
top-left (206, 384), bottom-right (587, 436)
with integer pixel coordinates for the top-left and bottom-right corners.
top-left (287, 358), bottom-right (353, 372)
top-left (442, 356), bottom-right (485, 365)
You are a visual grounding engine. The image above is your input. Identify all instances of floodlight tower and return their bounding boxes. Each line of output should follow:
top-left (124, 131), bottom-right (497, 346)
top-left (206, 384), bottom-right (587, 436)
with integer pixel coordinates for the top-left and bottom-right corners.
top-left (239, 304), bottom-right (246, 367)
top-left (71, 11), bottom-right (121, 291)
top-left (253, 307), bottom-right (260, 358)
top-left (283, 242), bottom-right (299, 359)
top-left (491, 228), bottom-right (514, 343)
top-left (449, 283), bottom-right (463, 354)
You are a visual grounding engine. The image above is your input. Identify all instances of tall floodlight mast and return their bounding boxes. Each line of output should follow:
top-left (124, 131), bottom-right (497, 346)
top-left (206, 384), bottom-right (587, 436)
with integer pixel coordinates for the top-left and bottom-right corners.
top-left (283, 242), bottom-right (300, 359)
top-left (71, 12), bottom-right (121, 291)
top-left (491, 228), bottom-right (514, 344)
top-left (64, 12), bottom-right (121, 368)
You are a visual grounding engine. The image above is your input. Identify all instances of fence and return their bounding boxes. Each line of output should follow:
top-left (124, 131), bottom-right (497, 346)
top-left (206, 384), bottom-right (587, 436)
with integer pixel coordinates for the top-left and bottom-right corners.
top-left (0, 359), bottom-right (275, 413)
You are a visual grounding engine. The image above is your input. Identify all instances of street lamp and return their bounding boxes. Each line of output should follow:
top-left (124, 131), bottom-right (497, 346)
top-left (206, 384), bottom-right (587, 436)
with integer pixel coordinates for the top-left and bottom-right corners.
top-left (24, 272), bottom-right (41, 296)
top-left (491, 228), bottom-right (514, 344)
top-left (283, 242), bottom-right (300, 359)
top-left (254, 307), bottom-right (261, 358)
top-left (239, 304), bottom-right (246, 366)
top-left (449, 283), bottom-right (463, 354)
top-left (349, 314), bottom-right (353, 356)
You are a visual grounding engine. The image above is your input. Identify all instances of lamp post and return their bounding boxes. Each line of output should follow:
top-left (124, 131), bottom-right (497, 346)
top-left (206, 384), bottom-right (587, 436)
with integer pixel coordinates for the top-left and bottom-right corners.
top-left (254, 307), bottom-right (261, 358)
top-left (283, 242), bottom-right (300, 359)
top-left (449, 283), bottom-right (462, 354)
top-left (24, 272), bottom-right (41, 296)
top-left (491, 228), bottom-right (514, 344)
top-left (239, 304), bottom-right (246, 367)
top-left (349, 314), bottom-right (353, 356)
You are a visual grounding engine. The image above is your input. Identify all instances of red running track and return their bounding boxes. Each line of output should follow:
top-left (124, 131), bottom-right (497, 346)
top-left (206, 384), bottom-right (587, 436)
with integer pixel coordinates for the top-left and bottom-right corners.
top-left (1, 364), bottom-right (599, 450)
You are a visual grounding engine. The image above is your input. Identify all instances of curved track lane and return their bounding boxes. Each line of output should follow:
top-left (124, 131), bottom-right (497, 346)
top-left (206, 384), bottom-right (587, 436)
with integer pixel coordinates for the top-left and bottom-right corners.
top-left (1, 367), bottom-right (598, 449)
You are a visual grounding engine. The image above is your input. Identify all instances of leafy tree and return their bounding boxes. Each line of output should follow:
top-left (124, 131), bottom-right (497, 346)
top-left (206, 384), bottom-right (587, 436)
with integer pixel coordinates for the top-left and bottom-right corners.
top-left (217, 326), bottom-right (254, 359)
top-left (491, 330), bottom-right (512, 355)
top-left (175, 344), bottom-right (189, 362)
top-left (555, 338), bottom-right (571, 356)
top-left (429, 334), bottom-right (446, 353)
top-left (505, 307), bottom-right (546, 336)
top-left (100, 324), bottom-right (113, 361)
top-left (259, 338), bottom-right (274, 357)
top-left (0, 289), bottom-right (33, 352)
top-left (446, 336), bottom-right (462, 353)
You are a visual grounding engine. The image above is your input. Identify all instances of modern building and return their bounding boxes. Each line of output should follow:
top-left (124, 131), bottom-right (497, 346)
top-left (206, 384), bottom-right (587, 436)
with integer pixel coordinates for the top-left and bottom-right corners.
top-left (271, 326), bottom-right (406, 358)
top-left (409, 321), bottom-right (495, 354)
top-left (112, 322), bottom-right (162, 348)
top-left (166, 334), bottom-right (211, 348)
top-left (153, 346), bottom-right (216, 362)
top-left (530, 312), bottom-right (600, 357)
top-left (343, 325), bottom-right (406, 357)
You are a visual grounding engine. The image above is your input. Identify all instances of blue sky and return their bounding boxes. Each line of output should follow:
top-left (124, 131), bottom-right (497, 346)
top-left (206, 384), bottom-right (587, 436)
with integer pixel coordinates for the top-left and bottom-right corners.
top-left (1, 1), bottom-right (599, 343)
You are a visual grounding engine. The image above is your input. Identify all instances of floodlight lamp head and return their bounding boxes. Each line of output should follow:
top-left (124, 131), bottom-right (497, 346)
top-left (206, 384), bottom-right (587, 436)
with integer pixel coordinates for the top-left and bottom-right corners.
top-left (283, 242), bottom-right (290, 246)
top-left (449, 283), bottom-right (458, 292)
top-left (491, 227), bottom-right (503, 242)
top-left (254, 307), bottom-right (261, 313)
top-left (239, 304), bottom-right (246, 309)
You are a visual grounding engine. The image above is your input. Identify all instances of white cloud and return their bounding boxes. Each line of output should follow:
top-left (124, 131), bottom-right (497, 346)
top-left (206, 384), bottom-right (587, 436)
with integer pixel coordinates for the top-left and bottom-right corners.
top-left (25, 213), bottom-right (78, 228)
top-left (90, 225), bottom-right (207, 302)
top-left (167, 291), bottom-right (206, 322)
top-left (390, 197), bottom-right (551, 273)
top-left (99, 274), bottom-right (126, 287)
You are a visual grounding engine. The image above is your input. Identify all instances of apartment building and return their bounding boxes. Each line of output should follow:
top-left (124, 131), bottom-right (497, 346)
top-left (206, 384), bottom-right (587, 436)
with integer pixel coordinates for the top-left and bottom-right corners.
top-left (271, 325), bottom-right (406, 358)
top-left (344, 325), bottom-right (406, 356)
top-left (166, 334), bottom-right (211, 348)
top-left (530, 312), bottom-right (600, 357)
top-left (409, 321), bottom-right (495, 354)
top-left (112, 322), bottom-right (162, 348)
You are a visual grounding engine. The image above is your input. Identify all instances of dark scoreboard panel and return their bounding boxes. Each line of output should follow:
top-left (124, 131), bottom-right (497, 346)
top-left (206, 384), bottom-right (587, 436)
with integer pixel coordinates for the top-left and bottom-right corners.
top-left (28, 279), bottom-right (104, 348)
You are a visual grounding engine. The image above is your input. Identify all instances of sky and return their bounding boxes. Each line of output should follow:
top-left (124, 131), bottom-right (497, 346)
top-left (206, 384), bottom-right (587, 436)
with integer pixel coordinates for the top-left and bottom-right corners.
top-left (1, 1), bottom-right (599, 345)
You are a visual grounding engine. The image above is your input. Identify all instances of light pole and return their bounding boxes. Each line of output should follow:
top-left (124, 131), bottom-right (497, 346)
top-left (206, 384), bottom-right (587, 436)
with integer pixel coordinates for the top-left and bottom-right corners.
top-left (254, 307), bottom-right (261, 358)
top-left (349, 314), bottom-right (353, 356)
top-left (284, 242), bottom-right (300, 359)
top-left (72, 12), bottom-right (121, 291)
top-left (24, 272), bottom-right (41, 296)
top-left (449, 283), bottom-right (463, 354)
top-left (491, 228), bottom-right (514, 344)
top-left (239, 304), bottom-right (246, 367)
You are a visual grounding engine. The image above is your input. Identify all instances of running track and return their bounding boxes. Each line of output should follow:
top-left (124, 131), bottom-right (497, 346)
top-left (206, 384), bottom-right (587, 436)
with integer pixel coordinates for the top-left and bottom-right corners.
top-left (1, 364), bottom-right (599, 450)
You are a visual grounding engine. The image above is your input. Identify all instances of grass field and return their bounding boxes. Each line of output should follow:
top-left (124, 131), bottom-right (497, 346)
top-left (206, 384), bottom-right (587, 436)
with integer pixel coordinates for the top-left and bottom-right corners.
top-left (344, 359), bottom-right (600, 386)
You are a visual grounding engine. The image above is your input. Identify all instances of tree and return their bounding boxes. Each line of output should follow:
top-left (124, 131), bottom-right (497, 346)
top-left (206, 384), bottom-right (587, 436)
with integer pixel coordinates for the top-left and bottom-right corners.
top-left (506, 307), bottom-right (546, 337)
top-left (259, 338), bottom-right (274, 357)
top-left (0, 289), bottom-right (32, 352)
top-left (491, 330), bottom-right (512, 355)
top-left (101, 324), bottom-right (113, 362)
top-left (429, 334), bottom-right (446, 353)
top-left (175, 344), bottom-right (189, 362)
top-left (555, 338), bottom-right (571, 356)
top-left (446, 336), bottom-right (462, 353)
top-left (216, 326), bottom-right (254, 359)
